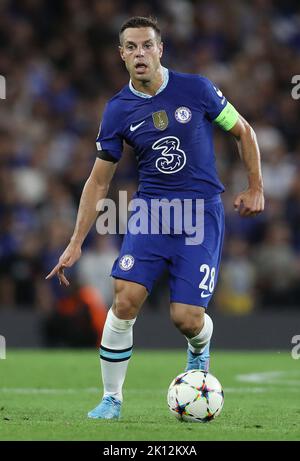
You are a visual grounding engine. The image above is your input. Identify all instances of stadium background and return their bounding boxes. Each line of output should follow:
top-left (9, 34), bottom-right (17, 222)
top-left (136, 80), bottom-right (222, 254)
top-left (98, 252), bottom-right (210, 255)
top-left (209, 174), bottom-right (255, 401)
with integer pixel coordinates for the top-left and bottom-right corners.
top-left (0, 0), bottom-right (299, 350)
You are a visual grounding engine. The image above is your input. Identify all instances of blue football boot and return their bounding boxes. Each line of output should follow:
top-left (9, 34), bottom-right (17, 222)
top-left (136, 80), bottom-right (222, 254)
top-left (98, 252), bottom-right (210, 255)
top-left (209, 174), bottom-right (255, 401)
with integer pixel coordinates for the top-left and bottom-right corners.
top-left (87, 395), bottom-right (121, 420)
top-left (185, 342), bottom-right (210, 372)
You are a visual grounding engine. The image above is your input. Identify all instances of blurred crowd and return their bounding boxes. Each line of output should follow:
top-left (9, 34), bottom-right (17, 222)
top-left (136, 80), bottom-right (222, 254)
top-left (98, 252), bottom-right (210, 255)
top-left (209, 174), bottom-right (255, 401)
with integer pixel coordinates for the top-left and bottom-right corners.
top-left (0, 0), bottom-right (299, 335)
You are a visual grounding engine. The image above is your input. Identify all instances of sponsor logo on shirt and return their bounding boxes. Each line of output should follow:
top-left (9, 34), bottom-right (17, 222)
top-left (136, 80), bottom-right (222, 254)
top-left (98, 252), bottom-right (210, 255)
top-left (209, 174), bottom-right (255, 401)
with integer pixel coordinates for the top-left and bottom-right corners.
top-left (153, 136), bottom-right (186, 174)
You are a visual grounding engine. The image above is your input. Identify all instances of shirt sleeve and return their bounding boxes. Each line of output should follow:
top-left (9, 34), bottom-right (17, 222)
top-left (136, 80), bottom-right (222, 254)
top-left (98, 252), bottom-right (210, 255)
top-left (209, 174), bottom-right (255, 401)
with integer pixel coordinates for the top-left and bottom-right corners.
top-left (200, 77), bottom-right (239, 131)
top-left (96, 102), bottom-right (123, 161)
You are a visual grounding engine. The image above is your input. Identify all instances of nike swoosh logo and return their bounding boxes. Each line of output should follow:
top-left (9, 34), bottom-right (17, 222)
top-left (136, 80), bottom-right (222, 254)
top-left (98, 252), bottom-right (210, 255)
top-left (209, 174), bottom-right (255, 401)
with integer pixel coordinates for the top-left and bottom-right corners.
top-left (130, 121), bottom-right (145, 132)
top-left (200, 292), bottom-right (211, 298)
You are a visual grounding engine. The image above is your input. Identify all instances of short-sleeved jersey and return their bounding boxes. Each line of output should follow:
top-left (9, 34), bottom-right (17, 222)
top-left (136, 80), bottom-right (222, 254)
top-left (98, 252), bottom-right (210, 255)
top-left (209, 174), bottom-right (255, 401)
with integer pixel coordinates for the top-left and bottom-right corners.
top-left (96, 69), bottom-right (238, 199)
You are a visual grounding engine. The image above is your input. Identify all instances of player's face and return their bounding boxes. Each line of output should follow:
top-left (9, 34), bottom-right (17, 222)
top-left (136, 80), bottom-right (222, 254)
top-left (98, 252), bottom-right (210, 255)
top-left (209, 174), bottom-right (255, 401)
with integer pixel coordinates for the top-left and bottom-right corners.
top-left (119, 27), bottom-right (163, 83)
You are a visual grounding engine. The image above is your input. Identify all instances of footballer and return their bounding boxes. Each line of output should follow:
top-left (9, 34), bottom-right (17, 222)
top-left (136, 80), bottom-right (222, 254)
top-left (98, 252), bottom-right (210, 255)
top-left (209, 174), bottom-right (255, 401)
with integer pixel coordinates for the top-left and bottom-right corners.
top-left (46, 17), bottom-right (264, 419)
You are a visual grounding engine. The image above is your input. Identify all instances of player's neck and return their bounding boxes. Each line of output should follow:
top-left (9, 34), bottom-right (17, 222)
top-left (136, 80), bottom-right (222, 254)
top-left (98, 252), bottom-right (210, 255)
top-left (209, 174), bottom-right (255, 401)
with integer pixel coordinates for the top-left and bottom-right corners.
top-left (130, 66), bottom-right (164, 96)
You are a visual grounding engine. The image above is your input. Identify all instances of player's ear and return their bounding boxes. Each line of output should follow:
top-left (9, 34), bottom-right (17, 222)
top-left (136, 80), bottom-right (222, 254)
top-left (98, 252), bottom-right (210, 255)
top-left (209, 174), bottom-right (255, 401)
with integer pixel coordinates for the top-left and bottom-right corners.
top-left (159, 41), bottom-right (163, 59)
top-left (119, 45), bottom-right (125, 61)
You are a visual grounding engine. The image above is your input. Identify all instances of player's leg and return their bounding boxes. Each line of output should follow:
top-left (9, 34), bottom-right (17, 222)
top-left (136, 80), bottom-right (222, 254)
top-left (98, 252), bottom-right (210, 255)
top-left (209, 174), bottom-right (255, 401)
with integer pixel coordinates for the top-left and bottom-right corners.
top-left (88, 279), bottom-right (147, 419)
top-left (100, 279), bottom-right (147, 401)
top-left (88, 197), bottom-right (170, 419)
top-left (170, 303), bottom-right (213, 371)
top-left (168, 197), bottom-right (225, 372)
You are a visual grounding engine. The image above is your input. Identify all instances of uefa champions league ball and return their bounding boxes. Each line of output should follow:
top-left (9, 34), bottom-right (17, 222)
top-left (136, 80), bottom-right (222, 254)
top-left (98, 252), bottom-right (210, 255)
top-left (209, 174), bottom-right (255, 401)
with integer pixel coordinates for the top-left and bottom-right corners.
top-left (167, 370), bottom-right (224, 422)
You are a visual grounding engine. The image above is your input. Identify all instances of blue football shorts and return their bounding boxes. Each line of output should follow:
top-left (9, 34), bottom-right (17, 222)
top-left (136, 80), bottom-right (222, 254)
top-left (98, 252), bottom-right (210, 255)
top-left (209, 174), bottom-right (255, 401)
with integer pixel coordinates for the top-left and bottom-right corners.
top-left (111, 193), bottom-right (224, 308)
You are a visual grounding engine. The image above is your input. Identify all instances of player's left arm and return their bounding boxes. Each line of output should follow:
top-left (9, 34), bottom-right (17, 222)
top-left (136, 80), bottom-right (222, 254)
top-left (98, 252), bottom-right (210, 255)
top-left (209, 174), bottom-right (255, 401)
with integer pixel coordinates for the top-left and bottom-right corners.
top-left (228, 114), bottom-right (264, 217)
top-left (201, 77), bottom-right (264, 217)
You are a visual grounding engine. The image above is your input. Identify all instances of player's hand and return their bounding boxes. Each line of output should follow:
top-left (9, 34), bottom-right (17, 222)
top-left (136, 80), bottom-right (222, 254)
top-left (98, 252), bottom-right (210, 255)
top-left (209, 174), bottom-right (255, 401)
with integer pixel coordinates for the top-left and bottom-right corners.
top-left (233, 188), bottom-right (264, 217)
top-left (45, 241), bottom-right (82, 286)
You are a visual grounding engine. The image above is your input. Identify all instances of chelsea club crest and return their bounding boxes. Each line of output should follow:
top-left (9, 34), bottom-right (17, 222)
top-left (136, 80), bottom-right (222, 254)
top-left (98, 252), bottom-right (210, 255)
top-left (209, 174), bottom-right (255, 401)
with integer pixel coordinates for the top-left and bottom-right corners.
top-left (119, 254), bottom-right (135, 271)
top-left (175, 107), bottom-right (192, 124)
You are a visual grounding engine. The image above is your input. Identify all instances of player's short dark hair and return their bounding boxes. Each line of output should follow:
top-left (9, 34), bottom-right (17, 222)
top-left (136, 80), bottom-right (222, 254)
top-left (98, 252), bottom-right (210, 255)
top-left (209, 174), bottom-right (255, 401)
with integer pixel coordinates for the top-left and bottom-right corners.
top-left (119, 16), bottom-right (161, 44)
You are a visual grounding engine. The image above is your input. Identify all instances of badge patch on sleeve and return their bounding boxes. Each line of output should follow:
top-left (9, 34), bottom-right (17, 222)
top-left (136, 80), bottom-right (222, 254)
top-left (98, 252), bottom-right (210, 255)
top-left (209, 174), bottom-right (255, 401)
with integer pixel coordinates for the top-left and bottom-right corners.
top-left (152, 110), bottom-right (169, 130)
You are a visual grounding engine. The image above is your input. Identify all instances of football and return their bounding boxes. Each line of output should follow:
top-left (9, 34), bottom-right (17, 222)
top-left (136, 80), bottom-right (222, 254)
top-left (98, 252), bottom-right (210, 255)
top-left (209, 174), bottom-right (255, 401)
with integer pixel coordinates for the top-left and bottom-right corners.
top-left (167, 370), bottom-right (224, 422)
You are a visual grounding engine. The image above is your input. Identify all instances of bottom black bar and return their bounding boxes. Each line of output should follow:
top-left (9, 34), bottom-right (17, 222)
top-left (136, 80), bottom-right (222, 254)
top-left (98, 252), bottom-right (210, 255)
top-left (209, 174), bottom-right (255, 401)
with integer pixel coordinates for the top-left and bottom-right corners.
top-left (0, 440), bottom-right (295, 458)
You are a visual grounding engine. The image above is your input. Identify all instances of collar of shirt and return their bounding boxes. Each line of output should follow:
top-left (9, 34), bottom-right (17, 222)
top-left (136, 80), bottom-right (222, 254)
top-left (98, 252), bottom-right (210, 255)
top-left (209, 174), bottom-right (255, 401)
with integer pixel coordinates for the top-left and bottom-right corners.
top-left (129, 67), bottom-right (169, 98)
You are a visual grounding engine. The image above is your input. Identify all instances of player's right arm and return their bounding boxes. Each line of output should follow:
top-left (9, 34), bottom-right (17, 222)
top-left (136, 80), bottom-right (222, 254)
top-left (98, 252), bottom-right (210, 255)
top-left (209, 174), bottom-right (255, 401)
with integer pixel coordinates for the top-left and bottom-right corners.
top-left (45, 159), bottom-right (117, 286)
top-left (46, 99), bottom-right (124, 286)
top-left (46, 98), bottom-right (123, 286)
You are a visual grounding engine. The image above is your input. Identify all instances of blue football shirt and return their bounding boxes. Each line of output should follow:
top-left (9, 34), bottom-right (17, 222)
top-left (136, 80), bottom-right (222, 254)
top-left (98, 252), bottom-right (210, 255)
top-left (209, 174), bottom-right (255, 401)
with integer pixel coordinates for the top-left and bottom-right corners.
top-left (96, 68), bottom-right (238, 199)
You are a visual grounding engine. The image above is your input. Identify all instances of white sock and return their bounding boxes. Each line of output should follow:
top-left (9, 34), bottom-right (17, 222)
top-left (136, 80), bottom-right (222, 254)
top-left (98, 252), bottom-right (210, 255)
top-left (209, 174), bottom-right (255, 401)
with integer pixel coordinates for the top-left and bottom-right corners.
top-left (185, 313), bottom-right (213, 354)
top-left (100, 308), bottom-right (136, 402)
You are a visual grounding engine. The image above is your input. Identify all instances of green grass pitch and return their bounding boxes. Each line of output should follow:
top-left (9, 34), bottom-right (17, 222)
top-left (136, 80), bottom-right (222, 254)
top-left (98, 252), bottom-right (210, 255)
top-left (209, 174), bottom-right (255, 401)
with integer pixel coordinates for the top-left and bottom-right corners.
top-left (0, 349), bottom-right (299, 441)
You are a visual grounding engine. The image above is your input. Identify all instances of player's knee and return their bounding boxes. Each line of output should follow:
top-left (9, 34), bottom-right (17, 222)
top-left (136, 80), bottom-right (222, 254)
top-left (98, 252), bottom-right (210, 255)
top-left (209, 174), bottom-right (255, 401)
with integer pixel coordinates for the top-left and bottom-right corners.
top-left (112, 281), bottom-right (142, 319)
top-left (176, 319), bottom-right (203, 337)
top-left (172, 310), bottom-right (204, 337)
top-left (113, 294), bottom-right (138, 319)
